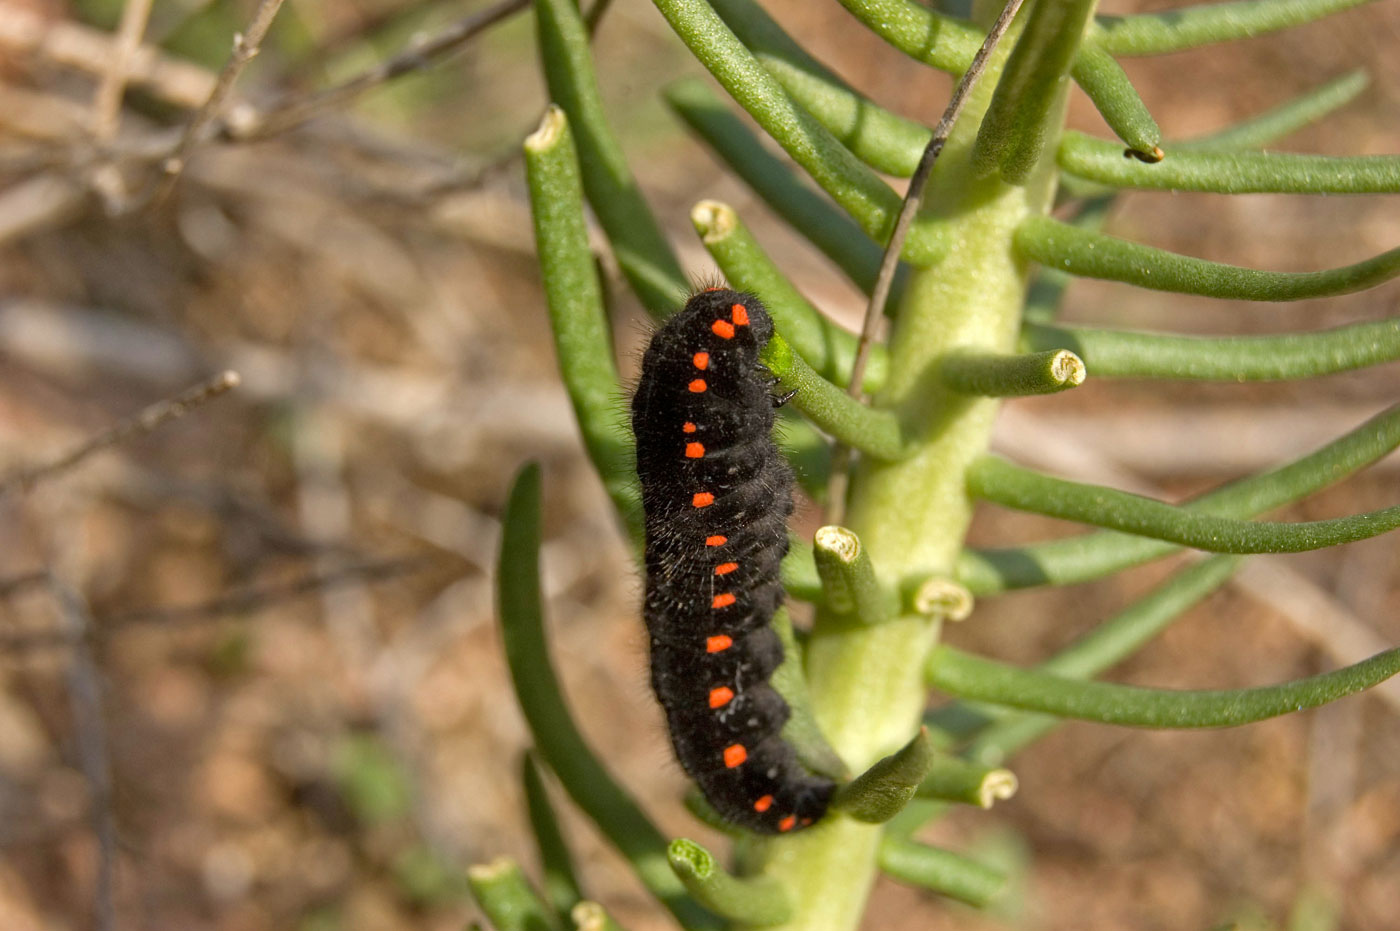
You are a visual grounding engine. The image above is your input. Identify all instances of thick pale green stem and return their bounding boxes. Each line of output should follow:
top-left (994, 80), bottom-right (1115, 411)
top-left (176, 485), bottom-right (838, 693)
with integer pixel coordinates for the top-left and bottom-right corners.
top-left (741, 12), bottom-right (1071, 926)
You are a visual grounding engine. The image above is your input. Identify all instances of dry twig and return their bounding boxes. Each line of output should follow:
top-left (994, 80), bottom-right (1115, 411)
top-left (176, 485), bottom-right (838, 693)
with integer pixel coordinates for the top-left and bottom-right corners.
top-left (48, 575), bottom-right (116, 931)
top-left (241, 0), bottom-right (529, 141)
top-left (0, 370), bottom-right (241, 497)
top-left (150, 0), bottom-right (289, 204)
top-left (89, 0), bottom-right (156, 142)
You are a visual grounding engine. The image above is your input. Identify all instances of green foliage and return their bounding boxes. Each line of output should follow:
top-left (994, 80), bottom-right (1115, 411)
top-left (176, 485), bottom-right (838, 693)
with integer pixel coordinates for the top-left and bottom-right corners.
top-left (495, 0), bottom-right (1400, 928)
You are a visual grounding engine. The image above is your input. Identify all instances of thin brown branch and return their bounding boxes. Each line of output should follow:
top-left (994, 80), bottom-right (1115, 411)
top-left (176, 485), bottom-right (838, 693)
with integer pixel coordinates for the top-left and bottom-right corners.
top-left (47, 575), bottom-right (116, 931)
top-left (90, 0), bottom-right (155, 141)
top-left (0, 370), bottom-right (241, 497)
top-left (0, 557), bottom-right (431, 652)
top-left (239, 0), bottom-right (529, 141)
top-left (150, 0), bottom-right (289, 204)
top-left (826, 0), bottom-right (1028, 521)
top-left (105, 556), bottom-right (430, 628)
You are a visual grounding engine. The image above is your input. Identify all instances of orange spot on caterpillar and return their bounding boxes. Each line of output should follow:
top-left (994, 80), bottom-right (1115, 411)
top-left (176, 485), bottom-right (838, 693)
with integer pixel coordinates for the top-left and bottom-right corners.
top-left (800, 817), bottom-right (813, 826)
top-left (685, 442), bottom-right (705, 459)
top-left (723, 744), bottom-right (747, 768)
top-left (714, 562), bottom-right (738, 576)
top-left (708, 686), bottom-right (734, 708)
top-left (706, 634), bottom-right (732, 653)
top-left (682, 422), bottom-right (697, 433)
top-left (731, 304), bottom-right (750, 326)
top-left (753, 795), bottom-right (774, 813)
top-left (689, 378), bottom-right (707, 393)
top-left (692, 352), bottom-right (709, 370)
top-left (705, 535), bottom-right (727, 547)
top-left (778, 814), bottom-right (797, 832)
top-left (711, 320), bottom-right (736, 339)
top-left (692, 492), bottom-right (714, 508)
top-left (712, 592), bottom-right (736, 609)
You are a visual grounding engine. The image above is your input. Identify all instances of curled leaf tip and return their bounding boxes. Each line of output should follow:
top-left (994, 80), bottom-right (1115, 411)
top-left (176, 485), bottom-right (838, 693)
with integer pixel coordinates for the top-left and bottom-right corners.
top-left (831, 728), bottom-right (936, 823)
top-left (667, 838), bottom-right (793, 924)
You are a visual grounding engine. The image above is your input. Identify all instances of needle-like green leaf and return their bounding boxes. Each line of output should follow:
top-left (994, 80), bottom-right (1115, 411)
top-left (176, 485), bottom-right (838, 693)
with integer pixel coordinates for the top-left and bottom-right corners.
top-left (665, 78), bottom-right (906, 301)
top-left (878, 838), bottom-right (1007, 906)
top-left (762, 334), bottom-right (909, 461)
top-left (1059, 130), bottom-right (1400, 193)
top-left (957, 403), bottom-right (1400, 593)
top-left (968, 454), bottom-right (1400, 553)
top-left (1093, 0), bottom-right (1375, 57)
top-left (497, 465), bottom-right (718, 929)
top-left (1017, 215), bottom-right (1400, 301)
top-left (1023, 317), bottom-right (1400, 380)
top-left (535, 0), bottom-right (687, 316)
top-left (651, 0), bottom-right (945, 266)
top-left (940, 348), bottom-right (1086, 396)
top-left (961, 556), bottom-right (1241, 763)
top-left (1174, 70), bottom-right (1367, 151)
top-left (522, 754), bottom-right (584, 919)
top-left (832, 0), bottom-right (983, 74)
top-left (710, 0), bottom-right (929, 177)
top-left (667, 839), bottom-right (794, 924)
top-left (467, 857), bottom-right (563, 931)
top-left (525, 108), bottom-right (640, 546)
top-left (927, 643), bottom-right (1400, 727)
top-left (1068, 45), bottom-right (1164, 160)
top-left (973, 0), bottom-right (1103, 183)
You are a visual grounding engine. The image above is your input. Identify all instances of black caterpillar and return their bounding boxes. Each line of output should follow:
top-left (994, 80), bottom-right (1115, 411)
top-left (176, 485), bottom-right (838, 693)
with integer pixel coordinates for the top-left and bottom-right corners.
top-left (631, 288), bottom-right (835, 834)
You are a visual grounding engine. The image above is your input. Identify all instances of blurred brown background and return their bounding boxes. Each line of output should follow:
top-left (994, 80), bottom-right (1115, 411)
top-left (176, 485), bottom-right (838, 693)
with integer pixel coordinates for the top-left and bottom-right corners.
top-left (0, 0), bottom-right (1397, 928)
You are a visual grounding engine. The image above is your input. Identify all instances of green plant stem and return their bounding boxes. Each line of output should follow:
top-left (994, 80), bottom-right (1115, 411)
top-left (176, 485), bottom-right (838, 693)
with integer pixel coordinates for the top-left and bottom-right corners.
top-left (961, 556), bottom-right (1241, 763)
top-left (1178, 70), bottom-right (1367, 150)
top-left (956, 403), bottom-right (1400, 593)
top-left (1067, 44), bottom-right (1163, 158)
top-left (973, 0), bottom-right (1102, 182)
top-left (524, 108), bottom-right (640, 545)
top-left (522, 754), bottom-right (583, 919)
top-left (968, 454), bottom-right (1400, 553)
top-left (927, 643), bottom-right (1400, 727)
top-left (762, 334), bottom-right (909, 461)
top-left (1059, 130), bottom-right (1400, 193)
top-left (496, 465), bottom-right (717, 929)
top-left (745, 5), bottom-right (1066, 925)
top-left (651, 0), bottom-right (944, 266)
top-left (1093, 0), bottom-right (1374, 56)
top-left (664, 78), bottom-right (902, 300)
top-left (1023, 317), bottom-right (1400, 380)
top-left (667, 839), bottom-right (794, 925)
top-left (877, 839), bottom-right (1007, 906)
top-left (535, 0), bottom-right (686, 316)
top-left (467, 857), bottom-right (563, 931)
top-left (1017, 216), bottom-right (1400, 300)
top-left (691, 199), bottom-right (886, 389)
top-left (916, 754), bottom-right (1018, 807)
top-left (940, 348), bottom-right (1085, 395)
